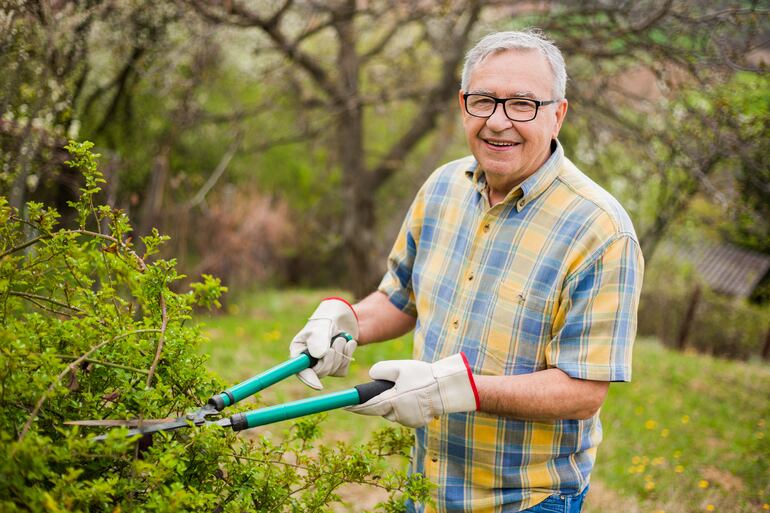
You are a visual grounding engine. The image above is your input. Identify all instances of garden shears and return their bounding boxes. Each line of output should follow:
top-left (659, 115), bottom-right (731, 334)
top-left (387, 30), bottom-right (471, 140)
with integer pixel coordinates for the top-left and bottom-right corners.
top-left (68, 333), bottom-right (394, 441)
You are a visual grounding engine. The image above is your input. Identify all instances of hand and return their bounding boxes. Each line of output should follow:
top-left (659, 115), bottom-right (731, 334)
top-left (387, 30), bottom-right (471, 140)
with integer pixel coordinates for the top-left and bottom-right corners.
top-left (346, 353), bottom-right (479, 428)
top-left (290, 298), bottom-right (359, 390)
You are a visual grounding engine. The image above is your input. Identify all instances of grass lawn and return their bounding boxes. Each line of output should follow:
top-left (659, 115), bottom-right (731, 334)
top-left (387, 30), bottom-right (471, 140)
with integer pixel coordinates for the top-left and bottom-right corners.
top-left (199, 288), bottom-right (770, 513)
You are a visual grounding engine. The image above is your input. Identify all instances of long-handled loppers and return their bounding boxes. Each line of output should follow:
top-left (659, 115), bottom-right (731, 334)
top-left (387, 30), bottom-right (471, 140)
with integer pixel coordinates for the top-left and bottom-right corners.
top-left (68, 333), bottom-right (393, 440)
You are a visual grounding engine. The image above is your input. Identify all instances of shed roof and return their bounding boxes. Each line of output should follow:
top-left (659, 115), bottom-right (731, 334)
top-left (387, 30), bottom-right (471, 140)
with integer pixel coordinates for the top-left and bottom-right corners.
top-left (678, 243), bottom-right (770, 299)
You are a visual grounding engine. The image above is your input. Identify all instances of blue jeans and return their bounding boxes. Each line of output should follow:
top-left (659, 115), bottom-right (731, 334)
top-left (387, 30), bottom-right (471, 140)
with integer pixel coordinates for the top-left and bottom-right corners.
top-left (521, 486), bottom-right (589, 513)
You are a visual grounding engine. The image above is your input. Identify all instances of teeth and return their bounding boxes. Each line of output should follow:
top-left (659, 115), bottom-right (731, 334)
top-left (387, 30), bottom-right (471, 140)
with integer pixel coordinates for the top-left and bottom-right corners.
top-left (488, 141), bottom-right (514, 146)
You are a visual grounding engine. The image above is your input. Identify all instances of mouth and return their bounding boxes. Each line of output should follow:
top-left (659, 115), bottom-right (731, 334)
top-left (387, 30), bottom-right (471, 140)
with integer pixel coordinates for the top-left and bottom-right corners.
top-left (482, 138), bottom-right (521, 151)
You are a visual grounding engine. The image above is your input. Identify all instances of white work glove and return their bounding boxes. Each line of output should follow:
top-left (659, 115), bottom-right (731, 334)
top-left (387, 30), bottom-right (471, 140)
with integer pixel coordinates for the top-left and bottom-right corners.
top-left (289, 297), bottom-right (359, 390)
top-left (346, 353), bottom-right (479, 428)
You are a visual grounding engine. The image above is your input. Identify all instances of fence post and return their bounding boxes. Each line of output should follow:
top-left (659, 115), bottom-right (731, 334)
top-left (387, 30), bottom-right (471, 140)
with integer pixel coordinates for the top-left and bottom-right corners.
top-left (676, 284), bottom-right (702, 351)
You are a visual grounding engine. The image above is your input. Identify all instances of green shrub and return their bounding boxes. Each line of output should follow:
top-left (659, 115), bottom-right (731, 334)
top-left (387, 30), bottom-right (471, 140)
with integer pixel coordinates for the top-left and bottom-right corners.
top-left (0, 141), bottom-right (430, 512)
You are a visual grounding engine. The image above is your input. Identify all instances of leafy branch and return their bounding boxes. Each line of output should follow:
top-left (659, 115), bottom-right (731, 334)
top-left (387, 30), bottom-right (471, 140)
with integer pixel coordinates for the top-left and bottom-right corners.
top-left (17, 329), bottom-right (162, 442)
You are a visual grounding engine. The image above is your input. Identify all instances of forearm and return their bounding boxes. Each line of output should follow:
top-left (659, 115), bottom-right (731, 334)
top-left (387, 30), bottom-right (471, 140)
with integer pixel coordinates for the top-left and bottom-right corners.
top-left (474, 369), bottom-right (609, 421)
top-left (353, 291), bottom-right (416, 345)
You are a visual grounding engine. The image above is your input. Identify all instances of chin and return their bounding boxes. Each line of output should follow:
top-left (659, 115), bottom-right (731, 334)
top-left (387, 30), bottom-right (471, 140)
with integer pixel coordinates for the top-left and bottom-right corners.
top-left (480, 159), bottom-right (521, 178)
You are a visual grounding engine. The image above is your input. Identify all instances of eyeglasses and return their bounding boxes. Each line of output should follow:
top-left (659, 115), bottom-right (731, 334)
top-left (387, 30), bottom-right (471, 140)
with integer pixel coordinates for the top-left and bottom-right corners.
top-left (463, 93), bottom-right (560, 122)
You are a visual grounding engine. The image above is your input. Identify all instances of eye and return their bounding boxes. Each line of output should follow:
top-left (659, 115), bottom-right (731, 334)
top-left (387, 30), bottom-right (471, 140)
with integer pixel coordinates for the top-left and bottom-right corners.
top-left (469, 97), bottom-right (494, 107)
top-left (506, 99), bottom-right (535, 111)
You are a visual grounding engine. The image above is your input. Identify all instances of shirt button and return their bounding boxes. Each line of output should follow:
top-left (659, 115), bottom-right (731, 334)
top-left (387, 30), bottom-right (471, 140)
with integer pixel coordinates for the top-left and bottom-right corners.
top-left (467, 272), bottom-right (474, 281)
top-left (482, 223), bottom-right (490, 233)
top-left (452, 319), bottom-right (459, 329)
top-left (517, 200), bottom-right (526, 209)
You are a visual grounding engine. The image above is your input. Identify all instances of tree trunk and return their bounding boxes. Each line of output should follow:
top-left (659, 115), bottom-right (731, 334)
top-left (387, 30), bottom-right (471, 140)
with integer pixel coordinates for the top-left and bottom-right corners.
top-left (334, 2), bottom-right (379, 298)
top-left (137, 143), bottom-right (170, 242)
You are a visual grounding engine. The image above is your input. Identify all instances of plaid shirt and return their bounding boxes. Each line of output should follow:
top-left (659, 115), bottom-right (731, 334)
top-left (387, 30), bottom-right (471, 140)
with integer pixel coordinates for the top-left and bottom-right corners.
top-left (378, 141), bottom-right (644, 512)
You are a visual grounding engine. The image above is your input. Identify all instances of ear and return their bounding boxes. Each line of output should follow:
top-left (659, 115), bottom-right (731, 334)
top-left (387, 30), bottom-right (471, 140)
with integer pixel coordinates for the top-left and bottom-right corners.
top-left (458, 90), bottom-right (466, 114)
top-left (551, 99), bottom-right (569, 139)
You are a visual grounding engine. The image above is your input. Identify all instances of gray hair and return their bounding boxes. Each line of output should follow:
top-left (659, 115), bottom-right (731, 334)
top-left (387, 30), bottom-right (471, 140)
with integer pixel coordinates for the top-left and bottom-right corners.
top-left (461, 29), bottom-right (567, 99)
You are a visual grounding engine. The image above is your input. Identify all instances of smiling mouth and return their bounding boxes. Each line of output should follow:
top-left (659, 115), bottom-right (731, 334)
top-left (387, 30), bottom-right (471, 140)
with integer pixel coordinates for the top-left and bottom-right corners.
top-left (483, 139), bottom-right (521, 148)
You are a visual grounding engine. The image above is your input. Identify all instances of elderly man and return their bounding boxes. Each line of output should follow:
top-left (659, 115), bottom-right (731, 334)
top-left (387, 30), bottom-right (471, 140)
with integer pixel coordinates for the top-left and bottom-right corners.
top-left (290, 29), bottom-right (644, 513)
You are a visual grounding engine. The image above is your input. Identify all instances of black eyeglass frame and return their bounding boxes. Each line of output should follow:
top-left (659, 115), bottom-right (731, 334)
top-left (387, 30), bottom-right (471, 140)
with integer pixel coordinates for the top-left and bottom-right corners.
top-left (462, 93), bottom-right (561, 122)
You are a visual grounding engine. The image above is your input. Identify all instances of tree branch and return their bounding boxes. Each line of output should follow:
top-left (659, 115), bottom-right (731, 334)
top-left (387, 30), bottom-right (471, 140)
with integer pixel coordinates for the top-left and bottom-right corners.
top-left (187, 0), bottom-right (343, 102)
top-left (91, 44), bottom-right (146, 138)
top-left (370, 1), bottom-right (482, 189)
top-left (51, 354), bottom-right (149, 374)
top-left (186, 132), bottom-right (243, 209)
top-left (0, 235), bottom-right (48, 258)
top-left (7, 291), bottom-right (84, 314)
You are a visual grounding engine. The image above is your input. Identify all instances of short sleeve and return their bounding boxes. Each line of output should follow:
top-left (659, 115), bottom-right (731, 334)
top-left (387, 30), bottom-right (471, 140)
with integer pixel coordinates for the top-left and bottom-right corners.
top-left (547, 234), bottom-right (644, 382)
top-left (377, 186), bottom-right (427, 318)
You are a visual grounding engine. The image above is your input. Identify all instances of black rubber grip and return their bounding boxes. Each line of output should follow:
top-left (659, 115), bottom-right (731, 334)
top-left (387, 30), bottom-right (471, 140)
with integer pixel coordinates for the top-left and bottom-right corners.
top-left (207, 394), bottom-right (227, 411)
top-left (354, 379), bottom-right (395, 404)
top-left (230, 413), bottom-right (248, 432)
top-left (301, 349), bottom-right (319, 368)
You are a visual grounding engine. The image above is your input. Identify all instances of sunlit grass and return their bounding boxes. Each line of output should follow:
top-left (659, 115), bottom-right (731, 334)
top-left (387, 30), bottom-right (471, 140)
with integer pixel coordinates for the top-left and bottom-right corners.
top-left (589, 339), bottom-right (770, 513)
top-left (200, 288), bottom-right (770, 513)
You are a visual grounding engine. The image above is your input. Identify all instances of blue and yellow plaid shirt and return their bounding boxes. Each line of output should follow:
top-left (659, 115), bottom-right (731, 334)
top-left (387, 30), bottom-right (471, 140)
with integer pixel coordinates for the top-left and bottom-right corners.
top-left (378, 141), bottom-right (644, 512)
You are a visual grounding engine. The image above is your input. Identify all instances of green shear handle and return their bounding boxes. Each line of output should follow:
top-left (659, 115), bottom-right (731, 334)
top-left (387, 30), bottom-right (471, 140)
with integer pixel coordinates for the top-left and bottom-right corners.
top-left (207, 332), bottom-right (356, 410)
top-left (230, 379), bottom-right (393, 431)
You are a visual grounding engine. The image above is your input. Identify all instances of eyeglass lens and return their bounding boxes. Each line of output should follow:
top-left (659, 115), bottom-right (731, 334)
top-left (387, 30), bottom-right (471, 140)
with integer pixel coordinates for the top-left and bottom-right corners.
top-left (466, 95), bottom-right (537, 121)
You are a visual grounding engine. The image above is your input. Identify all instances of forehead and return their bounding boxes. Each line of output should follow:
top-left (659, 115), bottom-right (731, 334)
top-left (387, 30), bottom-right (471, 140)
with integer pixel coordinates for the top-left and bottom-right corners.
top-left (466, 49), bottom-right (554, 97)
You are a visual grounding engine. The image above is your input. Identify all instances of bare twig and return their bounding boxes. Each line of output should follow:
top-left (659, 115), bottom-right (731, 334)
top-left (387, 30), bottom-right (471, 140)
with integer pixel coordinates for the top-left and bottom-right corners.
top-left (51, 354), bottom-right (149, 375)
top-left (7, 291), bottom-right (84, 314)
top-left (0, 235), bottom-right (48, 258)
top-left (186, 132), bottom-right (243, 209)
top-left (16, 329), bottom-right (162, 443)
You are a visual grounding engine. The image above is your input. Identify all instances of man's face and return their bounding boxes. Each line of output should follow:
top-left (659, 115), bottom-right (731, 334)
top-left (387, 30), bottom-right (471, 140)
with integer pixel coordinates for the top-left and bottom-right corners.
top-left (459, 49), bottom-right (568, 198)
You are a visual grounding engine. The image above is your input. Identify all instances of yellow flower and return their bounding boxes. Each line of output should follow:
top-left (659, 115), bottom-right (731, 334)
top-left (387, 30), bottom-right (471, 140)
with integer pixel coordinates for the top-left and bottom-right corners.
top-left (762, 503), bottom-right (769, 510)
top-left (673, 450), bottom-right (682, 459)
top-left (681, 415), bottom-right (690, 424)
top-left (263, 329), bottom-right (282, 341)
top-left (632, 456), bottom-right (641, 465)
top-left (660, 428), bottom-right (670, 438)
top-left (698, 480), bottom-right (709, 489)
top-left (644, 481), bottom-right (656, 491)
top-left (645, 419), bottom-right (657, 430)
top-left (675, 465), bottom-right (684, 473)
top-left (652, 457), bottom-right (665, 466)
top-left (705, 505), bottom-right (715, 512)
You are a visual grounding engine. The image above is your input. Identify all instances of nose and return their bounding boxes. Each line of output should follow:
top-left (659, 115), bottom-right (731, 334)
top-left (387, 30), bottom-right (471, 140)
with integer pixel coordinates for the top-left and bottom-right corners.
top-left (485, 102), bottom-right (514, 131)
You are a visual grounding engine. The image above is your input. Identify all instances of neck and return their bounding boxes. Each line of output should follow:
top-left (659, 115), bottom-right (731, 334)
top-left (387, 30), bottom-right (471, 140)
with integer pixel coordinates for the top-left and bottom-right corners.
top-left (488, 187), bottom-right (508, 207)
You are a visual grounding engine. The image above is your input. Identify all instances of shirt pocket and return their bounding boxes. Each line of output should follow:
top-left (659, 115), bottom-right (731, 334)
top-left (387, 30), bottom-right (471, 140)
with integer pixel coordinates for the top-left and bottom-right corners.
top-left (481, 281), bottom-right (555, 375)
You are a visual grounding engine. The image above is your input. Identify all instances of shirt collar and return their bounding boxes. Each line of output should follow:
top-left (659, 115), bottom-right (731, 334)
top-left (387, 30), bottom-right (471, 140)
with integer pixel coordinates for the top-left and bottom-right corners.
top-left (465, 139), bottom-right (564, 211)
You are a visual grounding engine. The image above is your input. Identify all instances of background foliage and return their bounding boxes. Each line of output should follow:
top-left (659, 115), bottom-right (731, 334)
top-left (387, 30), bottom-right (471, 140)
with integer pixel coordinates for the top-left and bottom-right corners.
top-left (2, 0), bottom-right (768, 294)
